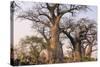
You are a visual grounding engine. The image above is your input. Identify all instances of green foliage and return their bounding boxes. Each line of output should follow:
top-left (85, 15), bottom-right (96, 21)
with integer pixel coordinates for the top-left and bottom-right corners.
top-left (81, 57), bottom-right (97, 61)
top-left (63, 56), bottom-right (97, 63)
top-left (20, 36), bottom-right (48, 49)
top-left (63, 57), bottom-right (73, 63)
top-left (14, 36), bottom-right (48, 65)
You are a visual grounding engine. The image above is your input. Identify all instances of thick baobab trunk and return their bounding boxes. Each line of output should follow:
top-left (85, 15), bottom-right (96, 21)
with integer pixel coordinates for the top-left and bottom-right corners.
top-left (49, 16), bottom-right (63, 63)
top-left (73, 41), bottom-right (81, 62)
top-left (73, 27), bottom-right (82, 62)
top-left (49, 24), bottom-right (59, 63)
top-left (81, 47), bottom-right (85, 58)
top-left (85, 45), bottom-right (92, 58)
top-left (56, 42), bottom-right (64, 63)
top-left (62, 28), bottom-right (82, 62)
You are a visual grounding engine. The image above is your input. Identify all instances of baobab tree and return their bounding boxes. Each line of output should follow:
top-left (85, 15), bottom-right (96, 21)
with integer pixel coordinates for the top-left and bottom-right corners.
top-left (59, 18), bottom-right (97, 61)
top-left (16, 1), bottom-right (89, 63)
top-left (79, 18), bottom-right (97, 59)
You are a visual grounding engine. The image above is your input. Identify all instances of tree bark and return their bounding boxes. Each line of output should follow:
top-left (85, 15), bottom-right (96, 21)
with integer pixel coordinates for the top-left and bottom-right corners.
top-left (73, 41), bottom-right (81, 62)
top-left (62, 28), bottom-right (82, 62)
top-left (48, 16), bottom-right (63, 63)
top-left (85, 45), bottom-right (92, 59)
top-left (56, 41), bottom-right (64, 63)
top-left (73, 27), bottom-right (82, 62)
top-left (49, 24), bottom-right (59, 63)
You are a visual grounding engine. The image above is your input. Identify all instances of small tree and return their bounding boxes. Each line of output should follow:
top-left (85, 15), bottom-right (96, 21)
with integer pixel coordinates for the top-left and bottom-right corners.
top-left (16, 36), bottom-right (48, 64)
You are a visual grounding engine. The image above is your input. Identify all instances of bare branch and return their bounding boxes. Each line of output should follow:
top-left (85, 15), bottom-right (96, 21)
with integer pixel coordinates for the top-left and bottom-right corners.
top-left (92, 48), bottom-right (97, 52)
top-left (60, 5), bottom-right (87, 17)
top-left (38, 27), bottom-right (49, 43)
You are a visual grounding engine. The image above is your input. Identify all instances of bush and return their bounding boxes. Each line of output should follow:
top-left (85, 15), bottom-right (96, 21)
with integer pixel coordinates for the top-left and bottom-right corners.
top-left (81, 57), bottom-right (97, 61)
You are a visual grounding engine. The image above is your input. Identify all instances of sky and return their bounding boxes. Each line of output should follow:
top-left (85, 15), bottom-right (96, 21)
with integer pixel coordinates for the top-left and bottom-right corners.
top-left (13, 2), bottom-right (97, 58)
